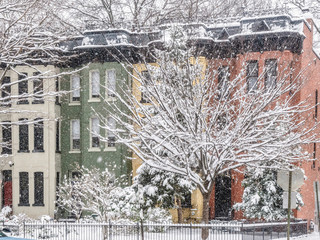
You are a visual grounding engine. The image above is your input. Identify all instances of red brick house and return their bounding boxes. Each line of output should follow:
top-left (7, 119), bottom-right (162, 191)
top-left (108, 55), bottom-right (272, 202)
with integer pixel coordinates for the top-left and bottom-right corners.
top-left (200, 12), bottom-right (320, 226)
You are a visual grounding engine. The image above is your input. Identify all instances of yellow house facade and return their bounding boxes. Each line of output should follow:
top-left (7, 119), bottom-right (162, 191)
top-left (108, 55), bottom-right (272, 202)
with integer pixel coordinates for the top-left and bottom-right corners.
top-left (131, 58), bottom-right (207, 223)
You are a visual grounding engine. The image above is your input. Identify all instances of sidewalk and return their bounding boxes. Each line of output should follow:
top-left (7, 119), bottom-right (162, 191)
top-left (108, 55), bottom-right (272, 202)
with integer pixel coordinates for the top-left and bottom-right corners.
top-left (277, 232), bottom-right (319, 239)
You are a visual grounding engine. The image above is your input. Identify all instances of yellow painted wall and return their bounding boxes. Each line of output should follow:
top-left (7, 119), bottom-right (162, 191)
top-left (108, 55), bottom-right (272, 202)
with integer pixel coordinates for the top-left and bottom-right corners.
top-left (131, 57), bottom-right (207, 221)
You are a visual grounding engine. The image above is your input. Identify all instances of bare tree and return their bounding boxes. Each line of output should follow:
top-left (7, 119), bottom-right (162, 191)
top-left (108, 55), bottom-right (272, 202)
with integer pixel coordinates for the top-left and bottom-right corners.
top-left (0, 0), bottom-right (77, 162)
top-left (99, 26), bottom-right (317, 239)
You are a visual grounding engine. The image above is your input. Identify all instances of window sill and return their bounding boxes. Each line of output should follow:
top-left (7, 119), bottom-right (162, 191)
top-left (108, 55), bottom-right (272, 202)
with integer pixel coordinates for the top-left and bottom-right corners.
top-left (69, 102), bottom-right (80, 106)
top-left (69, 150), bottom-right (81, 154)
top-left (18, 203), bottom-right (30, 207)
top-left (104, 147), bottom-right (116, 152)
top-left (1, 152), bottom-right (12, 155)
top-left (105, 97), bottom-right (116, 102)
top-left (18, 150), bottom-right (30, 153)
top-left (32, 203), bottom-right (44, 207)
top-left (88, 148), bottom-right (101, 152)
top-left (88, 99), bottom-right (100, 103)
top-left (32, 149), bottom-right (44, 153)
top-left (17, 101), bottom-right (29, 105)
top-left (55, 150), bottom-right (61, 154)
top-left (32, 101), bottom-right (44, 104)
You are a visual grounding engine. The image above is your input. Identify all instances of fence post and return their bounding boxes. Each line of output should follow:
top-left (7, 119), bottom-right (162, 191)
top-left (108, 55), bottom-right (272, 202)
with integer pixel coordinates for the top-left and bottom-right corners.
top-left (23, 221), bottom-right (25, 238)
top-left (109, 220), bottom-right (112, 240)
top-left (190, 222), bottom-right (192, 240)
top-left (65, 221), bottom-right (68, 240)
top-left (240, 222), bottom-right (244, 239)
top-left (137, 222), bottom-right (139, 240)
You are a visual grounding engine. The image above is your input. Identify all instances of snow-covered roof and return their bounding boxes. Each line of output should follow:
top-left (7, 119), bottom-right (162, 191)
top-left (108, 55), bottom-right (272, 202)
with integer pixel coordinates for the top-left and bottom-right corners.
top-left (62, 14), bottom-right (307, 57)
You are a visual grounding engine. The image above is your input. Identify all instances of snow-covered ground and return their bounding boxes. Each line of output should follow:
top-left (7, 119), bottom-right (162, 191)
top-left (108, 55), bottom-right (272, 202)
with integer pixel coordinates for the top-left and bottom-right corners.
top-left (276, 232), bottom-right (320, 240)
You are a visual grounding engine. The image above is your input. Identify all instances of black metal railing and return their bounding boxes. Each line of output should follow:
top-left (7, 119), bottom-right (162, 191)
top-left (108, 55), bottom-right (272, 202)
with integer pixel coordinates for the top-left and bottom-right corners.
top-left (0, 220), bottom-right (308, 240)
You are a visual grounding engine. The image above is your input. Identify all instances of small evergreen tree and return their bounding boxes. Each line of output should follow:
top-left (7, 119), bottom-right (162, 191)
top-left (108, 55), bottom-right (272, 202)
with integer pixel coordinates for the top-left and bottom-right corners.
top-left (234, 167), bottom-right (304, 221)
top-left (133, 163), bottom-right (196, 223)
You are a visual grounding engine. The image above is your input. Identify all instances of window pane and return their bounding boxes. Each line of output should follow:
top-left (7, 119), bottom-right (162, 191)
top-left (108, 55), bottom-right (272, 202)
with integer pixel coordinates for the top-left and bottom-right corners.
top-left (34, 119), bottom-right (44, 152)
top-left (19, 119), bottom-right (29, 152)
top-left (71, 120), bottom-right (80, 150)
top-left (265, 59), bottom-right (277, 90)
top-left (19, 172), bottom-right (29, 206)
top-left (56, 121), bottom-right (60, 152)
top-left (91, 118), bottom-right (100, 147)
top-left (33, 72), bottom-right (44, 104)
top-left (1, 76), bottom-right (11, 106)
top-left (247, 61), bottom-right (258, 92)
top-left (91, 71), bottom-right (100, 98)
top-left (34, 172), bottom-right (44, 206)
top-left (107, 70), bottom-right (116, 97)
top-left (140, 71), bottom-right (150, 103)
top-left (2, 122), bottom-right (11, 154)
top-left (218, 66), bottom-right (229, 99)
top-left (107, 117), bottom-right (116, 147)
top-left (18, 73), bottom-right (29, 104)
top-left (71, 75), bottom-right (80, 101)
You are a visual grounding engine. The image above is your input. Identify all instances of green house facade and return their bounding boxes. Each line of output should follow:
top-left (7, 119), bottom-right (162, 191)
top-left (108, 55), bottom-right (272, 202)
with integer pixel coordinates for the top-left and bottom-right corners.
top-left (60, 61), bottom-right (131, 180)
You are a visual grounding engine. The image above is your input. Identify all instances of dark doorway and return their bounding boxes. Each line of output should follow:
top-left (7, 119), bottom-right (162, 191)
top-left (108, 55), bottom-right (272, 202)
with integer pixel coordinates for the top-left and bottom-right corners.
top-left (215, 175), bottom-right (231, 220)
top-left (2, 170), bottom-right (12, 208)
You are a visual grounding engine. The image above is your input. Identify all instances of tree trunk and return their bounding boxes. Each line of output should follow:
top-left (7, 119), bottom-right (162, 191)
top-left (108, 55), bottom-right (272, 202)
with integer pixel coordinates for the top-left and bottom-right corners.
top-left (140, 219), bottom-right (144, 240)
top-left (201, 192), bottom-right (211, 240)
top-left (177, 197), bottom-right (183, 223)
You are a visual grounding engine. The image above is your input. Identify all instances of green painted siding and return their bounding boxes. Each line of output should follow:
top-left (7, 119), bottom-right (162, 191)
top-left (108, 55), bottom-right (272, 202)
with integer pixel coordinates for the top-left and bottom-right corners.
top-left (60, 62), bottom-right (131, 180)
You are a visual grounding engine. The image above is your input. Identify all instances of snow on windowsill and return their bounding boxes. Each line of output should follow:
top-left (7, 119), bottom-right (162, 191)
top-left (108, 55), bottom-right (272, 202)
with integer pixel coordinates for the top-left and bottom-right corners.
top-left (88, 148), bottom-right (101, 152)
top-left (104, 147), bottom-right (116, 152)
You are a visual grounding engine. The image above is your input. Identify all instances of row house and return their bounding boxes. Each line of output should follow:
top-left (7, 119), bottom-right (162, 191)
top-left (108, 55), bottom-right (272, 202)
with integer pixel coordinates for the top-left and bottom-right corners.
top-left (0, 11), bottom-right (319, 225)
top-left (0, 65), bottom-right (60, 218)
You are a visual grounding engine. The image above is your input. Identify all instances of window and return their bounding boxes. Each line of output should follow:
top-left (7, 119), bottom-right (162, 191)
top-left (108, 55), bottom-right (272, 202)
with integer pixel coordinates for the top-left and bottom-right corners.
top-left (218, 66), bottom-right (229, 99)
top-left (315, 90), bottom-right (318, 120)
top-left (106, 69), bottom-right (116, 98)
top-left (34, 172), bottom-right (44, 206)
top-left (90, 70), bottom-right (100, 99)
top-left (265, 59), bottom-right (277, 91)
top-left (32, 72), bottom-right (44, 104)
top-left (56, 120), bottom-right (60, 152)
top-left (56, 172), bottom-right (60, 204)
top-left (1, 76), bottom-right (11, 106)
top-left (55, 77), bottom-right (60, 104)
top-left (2, 121), bottom-right (11, 154)
top-left (247, 61), bottom-right (258, 93)
top-left (18, 73), bottom-right (29, 104)
top-left (71, 75), bottom-right (80, 102)
top-left (33, 118), bottom-right (44, 152)
top-left (71, 119), bottom-right (80, 150)
top-left (140, 71), bottom-right (151, 103)
top-left (91, 117), bottom-right (100, 148)
top-left (181, 192), bottom-right (192, 208)
top-left (19, 119), bottom-right (29, 152)
top-left (313, 143), bottom-right (316, 169)
top-left (19, 172), bottom-right (29, 206)
top-left (107, 117), bottom-right (116, 147)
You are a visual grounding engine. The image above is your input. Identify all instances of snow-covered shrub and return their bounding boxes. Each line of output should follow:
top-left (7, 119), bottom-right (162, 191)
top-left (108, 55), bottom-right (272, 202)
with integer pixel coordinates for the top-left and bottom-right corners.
top-left (108, 185), bottom-right (171, 223)
top-left (57, 166), bottom-right (171, 223)
top-left (233, 167), bottom-right (304, 221)
top-left (0, 206), bottom-right (12, 220)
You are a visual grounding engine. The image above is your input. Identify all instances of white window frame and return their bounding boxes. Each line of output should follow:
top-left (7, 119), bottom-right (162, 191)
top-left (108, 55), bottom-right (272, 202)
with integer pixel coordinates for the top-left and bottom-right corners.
top-left (89, 117), bottom-right (101, 151)
top-left (105, 69), bottom-right (116, 100)
top-left (104, 117), bottom-right (116, 151)
top-left (70, 119), bottom-right (80, 153)
top-left (89, 70), bottom-right (100, 102)
top-left (70, 75), bottom-right (80, 104)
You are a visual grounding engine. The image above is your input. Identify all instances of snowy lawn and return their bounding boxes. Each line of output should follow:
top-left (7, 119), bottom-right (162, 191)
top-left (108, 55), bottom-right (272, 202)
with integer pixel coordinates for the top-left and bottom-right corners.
top-left (275, 232), bottom-right (319, 240)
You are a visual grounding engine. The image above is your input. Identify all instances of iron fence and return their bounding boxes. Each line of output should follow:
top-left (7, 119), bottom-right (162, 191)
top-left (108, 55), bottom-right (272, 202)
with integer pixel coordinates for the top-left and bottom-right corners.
top-left (0, 220), bottom-right (308, 240)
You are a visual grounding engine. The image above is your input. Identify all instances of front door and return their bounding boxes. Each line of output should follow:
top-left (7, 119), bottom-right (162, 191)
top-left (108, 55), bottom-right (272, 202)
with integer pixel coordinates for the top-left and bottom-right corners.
top-left (215, 175), bottom-right (231, 220)
top-left (2, 170), bottom-right (12, 208)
